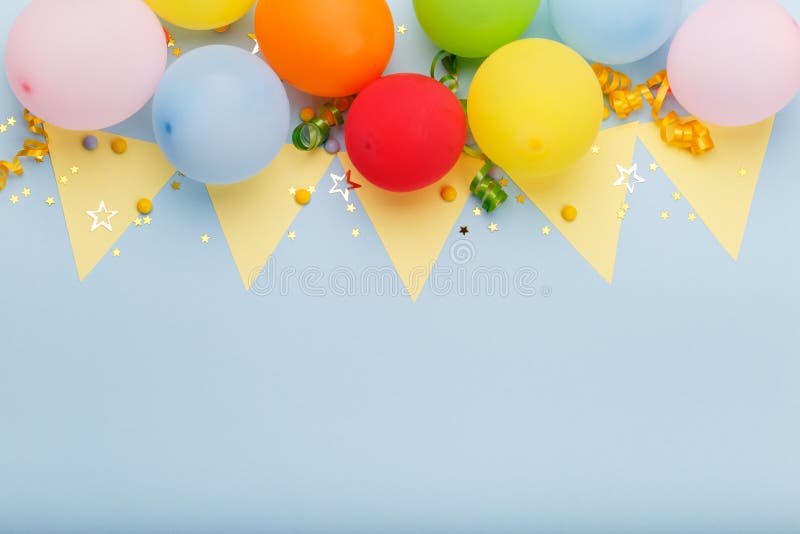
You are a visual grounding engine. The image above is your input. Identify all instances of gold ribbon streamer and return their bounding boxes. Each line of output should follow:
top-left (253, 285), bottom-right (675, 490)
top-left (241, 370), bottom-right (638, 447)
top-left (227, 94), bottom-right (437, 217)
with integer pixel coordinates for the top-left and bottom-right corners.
top-left (0, 109), bottom-right (49, 191)
top-left (593, 64), bottom-right (714, 156)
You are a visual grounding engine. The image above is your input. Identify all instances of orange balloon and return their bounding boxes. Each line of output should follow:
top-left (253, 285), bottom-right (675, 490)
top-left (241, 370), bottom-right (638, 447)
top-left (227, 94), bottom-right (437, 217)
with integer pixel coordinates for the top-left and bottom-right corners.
top-left (255, 0), bottom-right (395, 97)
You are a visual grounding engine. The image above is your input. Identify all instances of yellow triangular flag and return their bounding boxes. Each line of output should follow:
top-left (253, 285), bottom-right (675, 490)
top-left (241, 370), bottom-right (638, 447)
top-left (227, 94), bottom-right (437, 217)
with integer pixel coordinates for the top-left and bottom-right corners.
top-left (207, 145), bottom-right (334, 289)
top-left (637, 117), bottom-right (774, 259)
top-left (47, 126), bottom-right (176, 280)
top-left (339, 153), bottom-right (485, 302)
top-left (514, 122), bottom-right (639, 283)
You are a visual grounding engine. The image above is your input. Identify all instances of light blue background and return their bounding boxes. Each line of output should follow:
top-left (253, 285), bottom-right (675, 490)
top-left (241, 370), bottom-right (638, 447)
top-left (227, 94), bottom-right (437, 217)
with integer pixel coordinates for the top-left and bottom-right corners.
top-left (2, 1), bottom-right (799, 532)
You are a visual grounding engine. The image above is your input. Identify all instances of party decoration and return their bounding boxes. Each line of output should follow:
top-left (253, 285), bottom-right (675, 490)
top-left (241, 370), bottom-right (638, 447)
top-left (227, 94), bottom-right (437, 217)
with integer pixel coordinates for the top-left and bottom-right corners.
top-left (143, 0), bottom-right (256, 30)
top-left (5, 0), bottom-right (166, 131)
top-left (668, 0), bottom-right (800, 127)
top-left (207, 146), bottom-right (335, 290)
top-left (468, 39), bottom-right (603, 181)
top-left (46, 126), bottom-right (176, 280)
top-left (292, 98), bottom-right (353, 151)
top-left (594, 64), bottom-right (713, 156)
top-left (345, 74), bottom-right (467, 193)
top-left (638, 117), bottom-right (775, 260)
top-left (255, 0), bottom-right (394, 97)
top-left (339, 152), bottom-right (485, 302)
top-left (550, 0), bottom-right (682, 65)
top-left (152, 45), bottom-right (289, 185)
top-left (0, 109), bottom-right (48, 192)
top-left (470, 163), bottom-right (508, 212)
top-left (515, 122), bottom-right (639, 283)
top-left (413, 0), bottom-right (540, 58)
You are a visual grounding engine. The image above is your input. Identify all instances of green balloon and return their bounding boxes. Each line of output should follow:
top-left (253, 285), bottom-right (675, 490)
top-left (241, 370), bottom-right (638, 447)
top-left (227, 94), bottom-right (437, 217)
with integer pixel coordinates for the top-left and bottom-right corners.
top-left (413, 0), bottom-right (541, 58)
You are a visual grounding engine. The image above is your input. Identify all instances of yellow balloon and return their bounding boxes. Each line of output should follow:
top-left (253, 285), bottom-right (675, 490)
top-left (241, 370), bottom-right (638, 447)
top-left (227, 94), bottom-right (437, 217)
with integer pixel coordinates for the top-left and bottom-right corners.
top-left (468, 39), bottom-right (603, 180)
top-left (144, 0), bottom-right (256, 30)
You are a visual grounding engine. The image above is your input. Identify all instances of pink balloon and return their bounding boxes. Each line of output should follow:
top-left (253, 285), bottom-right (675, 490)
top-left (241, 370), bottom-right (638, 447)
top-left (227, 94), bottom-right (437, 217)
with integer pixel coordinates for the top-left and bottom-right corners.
top-left (667, 0), bottom-right (800, 127)
top-left (5, 0), bottom-right (166, 130)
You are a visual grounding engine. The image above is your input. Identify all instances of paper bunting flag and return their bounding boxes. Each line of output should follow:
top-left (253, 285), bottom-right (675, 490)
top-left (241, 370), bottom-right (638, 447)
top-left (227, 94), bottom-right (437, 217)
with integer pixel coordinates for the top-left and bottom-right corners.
top-left (207, 145), bottom-right (335, 289)
top-left (514, 122), bottom-right (639, 283)
top-left (637, 117), bottom-right (775, 260)
top-left (339, 153), bottom-right (485, 302)
top-left (47, 126), bottom-right (176, 280)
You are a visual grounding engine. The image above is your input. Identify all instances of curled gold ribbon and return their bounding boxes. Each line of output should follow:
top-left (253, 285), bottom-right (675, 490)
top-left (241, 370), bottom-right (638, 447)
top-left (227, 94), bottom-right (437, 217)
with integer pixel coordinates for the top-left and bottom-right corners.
top-left (0, 109), bottom-right (49, 192)
top-left (593, 64), bottom-right (714, 155)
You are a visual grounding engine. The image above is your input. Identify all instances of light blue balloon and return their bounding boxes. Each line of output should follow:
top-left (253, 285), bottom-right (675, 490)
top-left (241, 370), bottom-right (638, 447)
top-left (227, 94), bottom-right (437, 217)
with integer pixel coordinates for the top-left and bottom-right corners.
top-left (549, 0), bottom-right (683, 65)
top-left (152, 45), bottom-right (289, 185)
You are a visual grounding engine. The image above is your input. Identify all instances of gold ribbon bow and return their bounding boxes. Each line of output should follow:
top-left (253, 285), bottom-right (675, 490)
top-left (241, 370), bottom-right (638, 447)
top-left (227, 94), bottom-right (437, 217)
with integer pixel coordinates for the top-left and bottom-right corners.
top-left (0, 109), bottom-right (50, 192)
top-left (593, 64), bottom-right (714, 155)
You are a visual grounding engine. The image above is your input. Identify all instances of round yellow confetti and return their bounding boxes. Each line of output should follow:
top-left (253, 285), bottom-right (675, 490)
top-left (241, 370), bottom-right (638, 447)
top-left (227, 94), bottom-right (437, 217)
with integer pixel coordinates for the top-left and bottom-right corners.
top-left (111, 137), bottom-right (127, 154)
top-left (561, 205), bottom-right (578, 222)
top-left (295, 188), bottom-right (312, 205)
top-left (136, 198), bottom-right (153, 215)
top-left (300, 107), bottom-right (315, 122)
top-left (440, 185), bottom-right (457, 202)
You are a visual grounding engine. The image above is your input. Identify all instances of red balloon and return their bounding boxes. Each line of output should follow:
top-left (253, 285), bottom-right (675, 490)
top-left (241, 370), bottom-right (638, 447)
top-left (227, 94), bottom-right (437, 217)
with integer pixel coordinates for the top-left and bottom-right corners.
top-left (345, 73), bottom-right (467, 192)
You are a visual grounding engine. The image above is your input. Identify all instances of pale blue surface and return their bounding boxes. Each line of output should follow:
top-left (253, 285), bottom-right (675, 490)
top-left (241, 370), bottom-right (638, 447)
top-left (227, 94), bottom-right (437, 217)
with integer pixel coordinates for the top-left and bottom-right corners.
top-left (1, 0), bottom-right (799, 532)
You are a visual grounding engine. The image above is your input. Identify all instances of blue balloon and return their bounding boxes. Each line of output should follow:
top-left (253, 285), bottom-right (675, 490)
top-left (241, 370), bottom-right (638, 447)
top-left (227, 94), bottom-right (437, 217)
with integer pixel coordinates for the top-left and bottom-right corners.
top-left (152, 45), bottom-right (289, 185)
top-left (549, 0), bottom-right (683, 65)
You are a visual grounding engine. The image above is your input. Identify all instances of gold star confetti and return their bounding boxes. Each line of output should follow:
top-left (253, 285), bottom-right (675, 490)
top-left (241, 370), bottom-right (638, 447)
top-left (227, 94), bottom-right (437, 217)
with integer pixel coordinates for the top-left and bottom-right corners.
top-left (167, 37), bottom-right (175, 48)
top-left (171, 181), bottom-right (181, 190)
top-left (22, 188), bottom-right (31, 197)
top-left (346, 203), bottom-right (356, 213)
top-left (45, 197), bottom-right (55, 206)
top-left (688, 213), bottom-right (697, 222)
top-left (308, 185), bottom-right (316, 194)
top-left (738, 167), bottom-right (748, 177)
top-left (9, 194), bottom-right (19, 205)
top-left (616, 209), bottom-right (627, 220)
top-left (672, 192), bottom-right (682, 201)
top-left (541, 226), bottom-right (551, 236)
top-left (473, 207), bottom-right (482, 216)
top-left (7, 116), bottom-right (16, 126)
top-left (288, 231), bottom-right (297, 240)
top-left (649, 162), bottom-right (659, 172)
top-left (59, 175), bottom-right (68, 185)
top-left (70, 165), bottom-right (79, 174)
top-left (172, 48), bottom-right (182, 57)
top-left (660, 210), bottom-right (670, 220)
top-left (112, 248), bottom-right (121, 257)
top-left (397, 24), bottom-right (407, 34)
top-left (288, 186), bottom-right (297, 196)
top-left (516, 194), bottom-right (525, 203)
top-left (499, 178), bottom-right (509, 187)
top-left (590, 145), bottom-right (600, 155)
top-left (621, 202), bottom-right (630, 211)
top-left (352, 228), bottom-right (361, 238)
top-left (133, 218), bottom-right (143, 227)
top-left (0, 124), bottom-right (7, 133)
top-left (200, 234), bottom-right (210, 244)
top-left (488, 222), bottom-right (498, 232)
top-left (143, 216), bottom-right (152, 225)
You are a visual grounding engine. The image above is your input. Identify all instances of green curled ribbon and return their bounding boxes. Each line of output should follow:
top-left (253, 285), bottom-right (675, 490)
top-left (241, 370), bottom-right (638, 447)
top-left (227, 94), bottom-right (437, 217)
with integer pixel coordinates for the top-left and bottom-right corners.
top-left (291, 100), bottom-right (351, 151)
top-left (430, 50), bottom-right (459, 94)
top-left (470, 162), bottom-right (508, 212)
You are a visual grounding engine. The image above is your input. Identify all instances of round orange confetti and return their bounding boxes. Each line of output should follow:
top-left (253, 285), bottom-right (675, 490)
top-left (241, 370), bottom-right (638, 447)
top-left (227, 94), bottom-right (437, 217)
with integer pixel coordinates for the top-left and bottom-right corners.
top-left (561, 205), bottom-right (578, 222)
top-left (299, 107), bottom-right (315, 122)
top-left (137, 198), bottom-right (153, 215)
top-left (440, 185), bottom-right (457, 202)
top-left (295, 188), bottom-right (312, 205)
top-left (214, 25), bottom-right (231, 33)
top-left (111, 137), bottom-right (127, 154)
